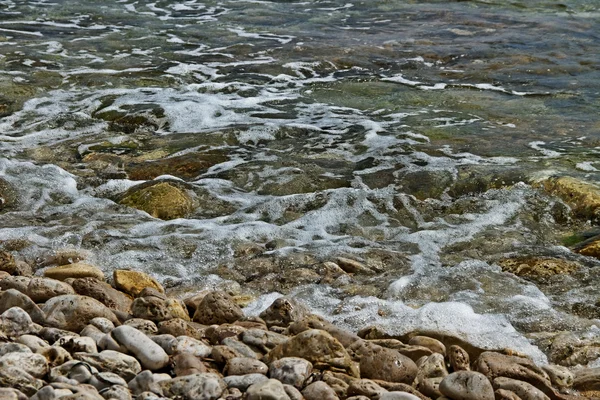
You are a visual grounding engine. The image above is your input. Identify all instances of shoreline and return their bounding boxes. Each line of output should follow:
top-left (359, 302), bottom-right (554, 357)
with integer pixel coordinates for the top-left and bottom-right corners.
top-left (0, 256), bottom-right (598, 399)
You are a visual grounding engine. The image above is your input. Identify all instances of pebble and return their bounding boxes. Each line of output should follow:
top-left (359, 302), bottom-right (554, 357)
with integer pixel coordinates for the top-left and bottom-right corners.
top-left (71, 278), bottom-right (133, 314)
top-left (159, 373), bottom-right (226, 400)
top-left (192, 291), bottom-right (244, 325)
top-left (265, 329), bottom-right (358, 377)
top-left (113, 270), bottom-right (165, 297)
top-left (44, 262), bottom-right (105, 281)
top-left (42, 295), bottom-right (119, 332)
top-left (259, 297), bottom-right (309, 328)
top-left (75, 350), bottom-right (142, 381)
top-left (268, 356), bottom-right (313, 388)
top-left (172, 352), bottom-right (207, 376)
top-left (379, 393), bottom-right (423, 400)
top-left (358, 343), bottom-right (417, 384)
top-left (302, 381), bottom-right (340, 400)
top-left (128, 370), bottom-right (164, 395)
top-left (111, 325), bottom-right (170, 370)
top-left (0, 289), bottom-right (45, 324)
top-left (0, 260), bottom-right (596, 400)
top-left (224, 373), bottom-right (270, 391)
top-left (493, 376), bottom-right (551, 400)
top-left (246, 378), bottom-right (291, 400)
top-left (0, 306), bottom-right (37, 337)
top-left (27, 277), bottom-right (75, 303)
top-left (0, 351), bottom-right (48, 378)
top-left (225, 357), bottom-right (269, 376)
top-left (173, 336), bottom-right (213, 358)
top-left (408, 336), bottom-right (446, 355)
top-left (439, 370), bottom-right (495, 400)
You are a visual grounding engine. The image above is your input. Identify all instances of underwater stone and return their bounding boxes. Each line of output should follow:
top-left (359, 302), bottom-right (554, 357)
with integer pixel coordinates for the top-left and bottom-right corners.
top-left (118, 181), bottom-right (195, 220)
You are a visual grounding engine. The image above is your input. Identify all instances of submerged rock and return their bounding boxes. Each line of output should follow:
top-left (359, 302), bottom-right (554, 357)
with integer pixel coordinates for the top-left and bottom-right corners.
top-left (118, 180), bottom-right (195, 220)
top-left (498, 257), bottom-right (580, 282)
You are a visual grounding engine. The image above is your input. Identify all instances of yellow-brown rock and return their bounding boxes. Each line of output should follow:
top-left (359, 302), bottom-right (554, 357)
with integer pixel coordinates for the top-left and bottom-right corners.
top-left (577, 241), bottom-right (600, 258)
top-left (44, 262), bottom-right (105, 281)
top-left (539, 176), bottom-right (600, 221)
top-left (498, 257), bottom-right (580, 282)
top-left (265, 329), bottom-right (359, 378)
top-left (113, 270), bottom-right (164, 297)
top-left (118, 181), bottom-right (194, 220)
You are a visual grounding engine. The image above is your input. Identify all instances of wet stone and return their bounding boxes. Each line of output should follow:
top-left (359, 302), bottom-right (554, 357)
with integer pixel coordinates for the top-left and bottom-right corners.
top-left (71, 278), bottom-right (133, 314)
top-left (439, 371), bottom-right (495, 400)
top-left (222, 337), bottom-right (260, 359)
top-left (0, 275), bottom-right (31, 294)
top-left (113, 269), bottom-right (165, 297)
top-left (158, 318), bottom-right (205, 340)
top-left (493, 377), bottom-right (550, 400)
top-left (302, 381), bottom-right (340, 400)
top-left (44, 262), bottom-right (105, 281)
top-left (192, 290), bottom-right (244, 325)
top-left (259, 297), bottom-right (309, 328)
top-left (408, 336), bottom-right (446, 355)
top-left (357, 342), bottom-right (418, 384)
top-left (449, 345), bottom-right (471, 371)
top-left (347, 379), bottom-right (387, 398)
top-left (131, 295), bottom-right (189, 323)
top-left (240, 328), bottom-right (289, 353)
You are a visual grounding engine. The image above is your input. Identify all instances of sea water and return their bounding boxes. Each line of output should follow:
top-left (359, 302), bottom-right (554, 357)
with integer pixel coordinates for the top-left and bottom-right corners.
top-left (1, 0), bottom-right (599, 364)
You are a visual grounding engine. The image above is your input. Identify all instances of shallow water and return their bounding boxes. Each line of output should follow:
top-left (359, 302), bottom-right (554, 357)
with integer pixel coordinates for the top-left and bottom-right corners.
top-left (1, 0), bottom-right (600, 363)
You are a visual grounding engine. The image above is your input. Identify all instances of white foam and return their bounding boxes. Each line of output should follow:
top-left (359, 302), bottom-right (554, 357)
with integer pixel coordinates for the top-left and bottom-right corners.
top-left (529, 141), bottom-right (561, 158)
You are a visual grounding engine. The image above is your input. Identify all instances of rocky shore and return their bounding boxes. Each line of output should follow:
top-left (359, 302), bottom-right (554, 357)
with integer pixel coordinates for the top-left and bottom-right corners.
top-left (0, 253), bottom-right (599, 400)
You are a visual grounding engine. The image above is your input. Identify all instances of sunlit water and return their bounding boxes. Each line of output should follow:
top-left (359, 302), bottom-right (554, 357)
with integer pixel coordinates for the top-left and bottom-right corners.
top-left (1, 0), bottom-right (599, 363)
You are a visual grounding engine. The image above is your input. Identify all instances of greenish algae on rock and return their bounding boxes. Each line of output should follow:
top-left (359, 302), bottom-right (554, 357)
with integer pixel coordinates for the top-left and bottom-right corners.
top-left (118, 181), bottom-right (195, 220)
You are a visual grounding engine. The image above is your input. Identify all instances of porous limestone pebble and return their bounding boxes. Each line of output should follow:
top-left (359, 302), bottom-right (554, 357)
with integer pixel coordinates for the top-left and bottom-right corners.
top-left (268, 357), bottom-right (313, 388)
top-left (225, 357), bottom-right (269, 376)
top-left (246, 378), bottom-right (291, 400)
top-left (159, 372), bottom-right (226, 400)
top-left (224, 373), bottom-right (270, 391)
top-left (42, 295), bottom-right (119, 332)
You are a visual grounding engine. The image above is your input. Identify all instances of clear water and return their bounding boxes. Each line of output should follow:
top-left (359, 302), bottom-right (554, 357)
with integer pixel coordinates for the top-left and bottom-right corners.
top-left (1, 0), bottom-right (600, 363)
